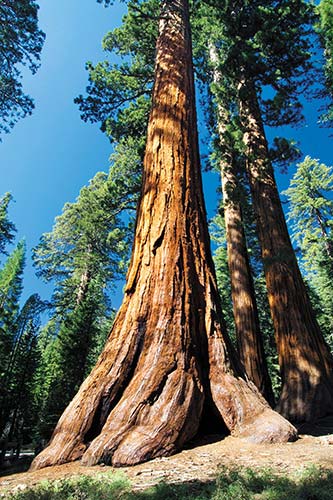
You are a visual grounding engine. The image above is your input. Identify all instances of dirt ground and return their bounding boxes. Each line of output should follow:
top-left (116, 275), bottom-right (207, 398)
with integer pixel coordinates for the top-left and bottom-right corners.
top-left (0, 417), bottom-right (333, 495)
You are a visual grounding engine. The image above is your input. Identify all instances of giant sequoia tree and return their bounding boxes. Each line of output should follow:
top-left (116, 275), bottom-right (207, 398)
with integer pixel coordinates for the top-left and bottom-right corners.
top-left (239, 81), bottom-right (333, 422)
top-left (209, 43), bottom-right (274, 405)
top-left (31, 0), bottom-right (296, 470)
top-left (198, 0), bottom-right (333, 423)
top-left (32, 168), bottom-right (136, 437)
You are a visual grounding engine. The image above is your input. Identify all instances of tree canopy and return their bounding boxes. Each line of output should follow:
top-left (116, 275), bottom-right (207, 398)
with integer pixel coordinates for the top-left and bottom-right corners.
top-left (0, 0), bottom-right (45, 137)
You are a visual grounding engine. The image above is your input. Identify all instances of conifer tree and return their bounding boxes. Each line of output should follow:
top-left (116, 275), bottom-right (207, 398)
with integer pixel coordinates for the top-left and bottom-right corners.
top-left (0, 294), bottom-right (46, 459)
top-left (32, 0), bottom-right (296, 471)
top-left (0, 0), bottom-right (45, 137)
top-left (0, 193), bottom-right (16, 257)
top-left (33, 168), bottom-right (134, 436)
top-left (207, 41), bottom-right (274, 405)
top-left (75, 0), bottom-right (156, 143)
top-left (33, 171), bottom-right (131, 312)
top-left (317, 0), bottom-right (333, 125)
top-left (235, 5), bottom-right (333, 422)
top-left (284, 156), bottom-right (333, 264)
top-left (284, 156), bottom-right (333, 349)
top-left (0, 241), bottom-right (25, 379)
top-left (0, 240), bottom-right (46, 460)
top-left (196, 0), bottom-right (333, 422)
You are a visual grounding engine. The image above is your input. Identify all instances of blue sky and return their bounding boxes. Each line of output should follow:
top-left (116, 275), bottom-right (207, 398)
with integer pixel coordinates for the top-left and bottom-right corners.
top-left (1, 0), bottom-right (126, 305)
top-left (1, 0), bottom-right (332, 310)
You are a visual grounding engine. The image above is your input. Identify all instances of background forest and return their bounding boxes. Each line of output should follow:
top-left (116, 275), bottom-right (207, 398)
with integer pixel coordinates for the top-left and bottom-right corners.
top-left (1, 0), bottom-right (333, 465)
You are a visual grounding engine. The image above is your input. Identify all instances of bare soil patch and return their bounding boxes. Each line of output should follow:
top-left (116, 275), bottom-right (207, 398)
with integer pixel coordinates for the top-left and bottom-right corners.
top-left (1, 417), bottom-right (333, 495)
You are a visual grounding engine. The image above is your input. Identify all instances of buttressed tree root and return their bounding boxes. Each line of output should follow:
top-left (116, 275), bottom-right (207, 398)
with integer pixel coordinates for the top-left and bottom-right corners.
top-left (31, 0), bottom-right (296, 471)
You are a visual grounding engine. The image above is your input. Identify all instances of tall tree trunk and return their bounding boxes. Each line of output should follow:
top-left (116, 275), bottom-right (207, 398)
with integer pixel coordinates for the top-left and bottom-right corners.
top-left (238, 76), bottom-right (333, 422)
top-left (76, 268), bottom-right (91, 306)
top-left (210, 45), bottom-right (274, 405)
top-left (220, 157), bottom-right (275, 405)
top-left (314, 208), bottom-right (333, 260)
top-left (31, 0), bottom-right (296, 471)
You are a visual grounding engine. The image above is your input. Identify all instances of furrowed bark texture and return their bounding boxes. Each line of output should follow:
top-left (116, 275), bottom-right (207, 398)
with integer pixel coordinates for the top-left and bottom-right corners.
top-left (31, 1), bottom-right (296, 471)
top-left (220, 159), bottom-right (275, 406)
top-left (238, 77), bottom-right (333, 422)
top-left (210, 45), bottom-right (274, 406)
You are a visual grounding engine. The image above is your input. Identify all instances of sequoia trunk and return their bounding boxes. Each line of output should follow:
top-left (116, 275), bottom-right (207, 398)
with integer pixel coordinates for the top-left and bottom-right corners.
top-left (31, 0), bottom-right (296, 470)
top-left (238, 76), bottom-right (333, 422)
top-left (210, 45), bottom-right (274, 405)
top-left (220, 157), bottom-right (275, 405)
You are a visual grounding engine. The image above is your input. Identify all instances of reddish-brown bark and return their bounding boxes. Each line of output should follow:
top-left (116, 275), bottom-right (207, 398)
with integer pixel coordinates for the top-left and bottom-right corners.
top-left (210, 45), bottom-right (274, 405)
top-left (238, 76), bottom-right (333, 422)
top-left (31, 0), bottom-right (296, 470)
top-left (220, 157), bottom-right (275, 406)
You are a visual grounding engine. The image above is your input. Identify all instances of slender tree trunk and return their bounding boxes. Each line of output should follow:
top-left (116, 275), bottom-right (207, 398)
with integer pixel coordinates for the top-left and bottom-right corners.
top-left (220, 157), bottom-right (275, 405)
top-left (76, 246), bottom-right (93, 306)
top-left (314, 208), bottom-right (333, 260)
top-left (238, 76), bottom-right (333, 422)
top-left (210, 45), bottom-right (274, 405)
top-left (31, 0), bottom-right (296, 471)
top-left (76, 268), bottom-right (91, 306)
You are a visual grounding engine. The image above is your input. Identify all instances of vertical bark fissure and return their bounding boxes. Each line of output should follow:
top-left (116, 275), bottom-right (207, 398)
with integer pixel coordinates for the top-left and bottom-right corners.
top-left (209, 44), bottom-right (274, 405)
top-left (31, 0), bottom-right (297, 471)
top-left (238, 75), bottom-right (333, 422)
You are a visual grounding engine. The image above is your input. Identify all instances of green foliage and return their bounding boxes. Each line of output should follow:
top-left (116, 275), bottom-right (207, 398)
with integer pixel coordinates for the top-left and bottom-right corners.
top-left (0, 193), bottom-right (16, 257)
top-left (31, 320), bottom-right (62, 440)
top-left (194, 0), bottom-right (315, 128)
top-left (32, 154), bottom-right (141, 438)
top-left (33, 170), bottom-right (131, 311)
top-left (6, 472), bottom-right (131, 500)
top-left (213, 466), bottom-right (333, 500)
top-left (210, 213), bottom-right (235, 339)
top-left (0, 241), bottom-right (26, 373)
top-left (0, 236), bottom-right (45, 454)
top-left (0, 0), bottom-right (45, 137)
top-left (283, 156), bottom-right (333, 263)
top-left (283, 156), bottom-right (333, 348)
top-left (75, 0), bottom-right (158, 141)
top-left (5, 466), bottom-right (333, 500)
top-left (0, 295), bottom-right (46, 447)
top-left (35, 288), bottom-right (114, 438)
top-left (317, 0), bottom-right (333, 125)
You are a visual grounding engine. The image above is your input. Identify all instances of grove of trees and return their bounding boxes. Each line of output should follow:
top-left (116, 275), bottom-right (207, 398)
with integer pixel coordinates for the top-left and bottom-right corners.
top-left (1, 0), bottom-right (333, 469)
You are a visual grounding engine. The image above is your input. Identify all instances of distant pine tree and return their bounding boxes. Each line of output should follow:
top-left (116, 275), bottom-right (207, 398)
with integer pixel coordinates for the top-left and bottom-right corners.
top-left (0, 0), bottom-right (45, 137)
top-left (0, 241), bottom-right (25, 380)
top-left (0, 193), bottom-right (16, 257)
top-left (284, 156), bottom-right (333, 349)
top-left (33, 167), bottom-right (135, 439)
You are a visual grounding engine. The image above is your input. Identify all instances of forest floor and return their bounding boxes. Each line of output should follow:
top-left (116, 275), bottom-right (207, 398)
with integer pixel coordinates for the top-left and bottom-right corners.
top-left (0, 417), bottom-right (333, 496)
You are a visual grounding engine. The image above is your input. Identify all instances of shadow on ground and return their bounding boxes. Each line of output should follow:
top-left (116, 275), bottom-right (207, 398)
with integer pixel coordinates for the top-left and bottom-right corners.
top-left (0, 457), bottom-right (32, 478)
top-left (2, 465), bottom-right (333, 499)
top-left (297, 415), bottom-right (333, 438)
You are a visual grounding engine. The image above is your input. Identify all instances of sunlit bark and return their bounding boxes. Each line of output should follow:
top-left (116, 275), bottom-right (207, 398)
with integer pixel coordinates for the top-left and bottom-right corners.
top-left (238, 76), bottom-right (333, 422)
top-left (31, 0), bottom-right (296, 471)
top-left (210, 45), bottom-right (274, 405)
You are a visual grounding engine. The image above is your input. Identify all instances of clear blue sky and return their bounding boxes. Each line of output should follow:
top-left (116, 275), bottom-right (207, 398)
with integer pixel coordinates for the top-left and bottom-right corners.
top-left (1, 0), bottom-right (332, 310)
top-left (2, 0), bottom-right (126, 306)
